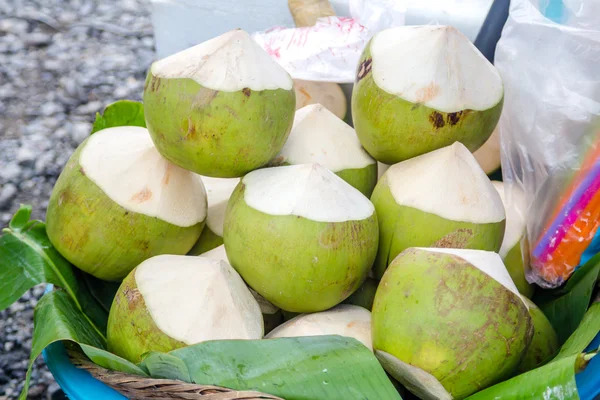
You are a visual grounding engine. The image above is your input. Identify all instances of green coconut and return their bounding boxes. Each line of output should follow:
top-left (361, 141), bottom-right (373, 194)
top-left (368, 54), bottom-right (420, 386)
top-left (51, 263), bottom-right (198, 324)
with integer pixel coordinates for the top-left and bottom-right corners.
top-left (46, 126), bottom-right (207, 281)
top-left (188, 176), bottom-right (240, 255)
top-left (294, 79), bottom-right (347, 119)
top-left (199, 244), bottom-right (282, 333)
top-left (373, 248), bottom-right (533, 400)
top-left (371, 142), bottom-right (506, 279)
top-left (492, 181), bottom-right (535, 298)
top-left (518, 297), bottom-right (559, 373)
top-left (352, 25), bottom-right (503, 164)
top-left (143, 29), bottom-right (296, 178)
top-left (270, 103), bottom-right (377, 196)
top-left (266, 304), bottom-right (372, 350)
top-left (223, 163), bottom-right (379, 313)
top-left (343, 278), bottom-right (379, 310)
top-left (107, 255), bottom-right (263, 363)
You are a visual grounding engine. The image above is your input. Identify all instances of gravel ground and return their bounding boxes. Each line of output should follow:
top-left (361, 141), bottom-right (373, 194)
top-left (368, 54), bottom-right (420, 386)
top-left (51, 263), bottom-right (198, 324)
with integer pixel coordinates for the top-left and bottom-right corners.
top-left (0, 0), bottom-right (155, 398)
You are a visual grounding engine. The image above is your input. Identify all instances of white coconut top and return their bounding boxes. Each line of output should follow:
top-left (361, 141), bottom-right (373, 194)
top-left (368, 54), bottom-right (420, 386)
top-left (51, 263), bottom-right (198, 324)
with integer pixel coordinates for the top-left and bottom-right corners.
top-left (199, 176), bottom-right (240, 236)
top-left (200, 245), bottom-right (279, 314)
top-left (492, 181), bottom-right (527, 258)
top-left (276, 104), bottom-right (374, 172)
top-left (370, 26), bottom-right (503, 113)
top-left (386, 142), bottom-right (505, 224)
top-left (421, 248), bottom-right (524, 302)
top-left (376, 351), bottom-right (453, 400)
top-left (80, 127), bottom-right (206, 227)
top-left (473, 127), bottom-right (501, 174)
top-left (243, 164), bottom-right (375, 223)
top-left (266, 305), bottom-right (372, 350)
top-left (135, 255), bottom-right (263, 345)
top-left (151, 29), bottom-right (293, 92)
top-left (377, 162), bottom-right (390, 180)
top-left (293, 80), bottom-right (347, 119)
top-left (200, 244), bottom-right (229, 262)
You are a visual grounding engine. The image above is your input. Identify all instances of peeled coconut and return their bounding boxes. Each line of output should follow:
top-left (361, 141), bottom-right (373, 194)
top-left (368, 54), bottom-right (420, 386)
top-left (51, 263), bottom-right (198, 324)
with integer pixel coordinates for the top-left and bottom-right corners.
top-left (107, 255), bottom-right (263, 363)
top-left (294, 79), bottom-right (347, 119)
top-left (200, 245), bottom-right (280, 311)
top-left (352, 25), bottom-right (503, 164)
top-left (343, 278), bottom-right (379, 310)
top-left (188, 176), bottom-right (240, 255)
top-left (266, 304), bottom-right (372, 350)
top-left (377, 162), bottom-right (390, 181)
top-left (46, 126), bottom-right (207, 281)
top-left (518, 297), bottom-right (559, 373)
top-left (270, 104), bottom-right (377, 196)
top-left (223, 163), bottom-right (379, 313)
top-left (201, 245), bottom-right (282, 334)
top-left (492, 181), bottom-right (534, 298)
top-left (473, 127), bottom-right (501, 175)
top-left (372, 248), bottom-right (533, 400)
top-left (371, 142), bottom-right (505, 279)
top-left (143, 29), bottom-right (296, 178)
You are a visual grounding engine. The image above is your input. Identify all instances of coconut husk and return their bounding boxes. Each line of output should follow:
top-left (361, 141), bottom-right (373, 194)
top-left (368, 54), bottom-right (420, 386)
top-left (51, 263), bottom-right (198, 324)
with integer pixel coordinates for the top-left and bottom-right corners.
top-left (288, 0), bottom-right (335, 27)
top-left (68, 347), bottom-right (282, 400)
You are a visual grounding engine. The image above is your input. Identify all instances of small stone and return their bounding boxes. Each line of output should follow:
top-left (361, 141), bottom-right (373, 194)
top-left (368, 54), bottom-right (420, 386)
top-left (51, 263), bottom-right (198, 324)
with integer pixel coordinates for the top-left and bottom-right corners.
top-left (3, 341), bottom-right (14, 352)
top-left (0, 183), bottom-right (17, 210)
top-left (0, 164), bottom-right (21, 183)
top-left (28, 383), bottom-right (46, 397)
top-left (46, 382), bottom-right (66, 400)
top-left (40, 102), bottom-right (64, 117)
top-left (24, 32), bottom-right (53, 47)
top-left (75, 101), bottom-right (102, 116)
top-left (35, 152), bottom-right (55, 174)
top-left (70, 121), bottom-right (91, 144)
top-left (0, 19), bottom-right (28, 35)
top-left (16, 147), bottom-right (36, 167)
top-left (8, 302), bottom-right (25, 313)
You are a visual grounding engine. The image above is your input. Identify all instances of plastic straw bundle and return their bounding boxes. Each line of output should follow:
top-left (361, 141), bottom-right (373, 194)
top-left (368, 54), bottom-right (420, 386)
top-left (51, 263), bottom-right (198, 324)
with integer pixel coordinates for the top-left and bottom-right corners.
top-left (531, 129), bottom-right (600, 286)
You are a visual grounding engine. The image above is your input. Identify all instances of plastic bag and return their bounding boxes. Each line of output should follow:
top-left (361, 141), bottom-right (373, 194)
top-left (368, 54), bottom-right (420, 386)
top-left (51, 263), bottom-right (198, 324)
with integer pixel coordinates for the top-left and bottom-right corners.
top-left (251, 0), bottom-right (406, 83)
top-left (495, 0), bottom-right (600, 288)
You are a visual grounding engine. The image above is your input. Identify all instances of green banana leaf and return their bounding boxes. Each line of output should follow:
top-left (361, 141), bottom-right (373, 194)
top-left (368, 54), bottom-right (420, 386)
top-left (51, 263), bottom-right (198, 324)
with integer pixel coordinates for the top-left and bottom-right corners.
top-left (91, 100), bottom-right (146, 134)
top-left (79, 270), bottom-right (120, 313)
top-left (19, 290), bottom-right (145, 400)
top-left (554, 301), bottom-right (600, 361)
top-left (0, 205), bottom-right (107, 333)
top-left (141, 336), bottom-right (403, 400)
top-left (534, 252), bottom-right (600, 343)
top-left (466, 352), bottom-right (596, 400)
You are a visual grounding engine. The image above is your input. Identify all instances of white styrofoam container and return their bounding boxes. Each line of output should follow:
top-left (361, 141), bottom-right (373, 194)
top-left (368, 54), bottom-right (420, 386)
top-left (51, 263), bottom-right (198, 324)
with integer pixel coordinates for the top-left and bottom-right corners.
top-left (151, 0), bottom-right (295, 59)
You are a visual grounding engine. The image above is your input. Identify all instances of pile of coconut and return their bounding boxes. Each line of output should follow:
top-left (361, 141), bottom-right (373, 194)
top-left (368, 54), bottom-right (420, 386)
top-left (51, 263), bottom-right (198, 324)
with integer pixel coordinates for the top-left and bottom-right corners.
top-left (46, 26), bottom-right (556, 399)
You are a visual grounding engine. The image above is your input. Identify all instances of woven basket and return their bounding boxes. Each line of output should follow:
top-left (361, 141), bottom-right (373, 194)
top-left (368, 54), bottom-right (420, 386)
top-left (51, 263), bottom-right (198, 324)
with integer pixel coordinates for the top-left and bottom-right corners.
top-left (67, 347), bottom-right (282, 400)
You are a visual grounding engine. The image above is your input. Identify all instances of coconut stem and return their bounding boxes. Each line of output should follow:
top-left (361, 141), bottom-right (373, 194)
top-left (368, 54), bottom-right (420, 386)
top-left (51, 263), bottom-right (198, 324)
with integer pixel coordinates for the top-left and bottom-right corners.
top-left (288, 0), bottom-right (335, 27)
